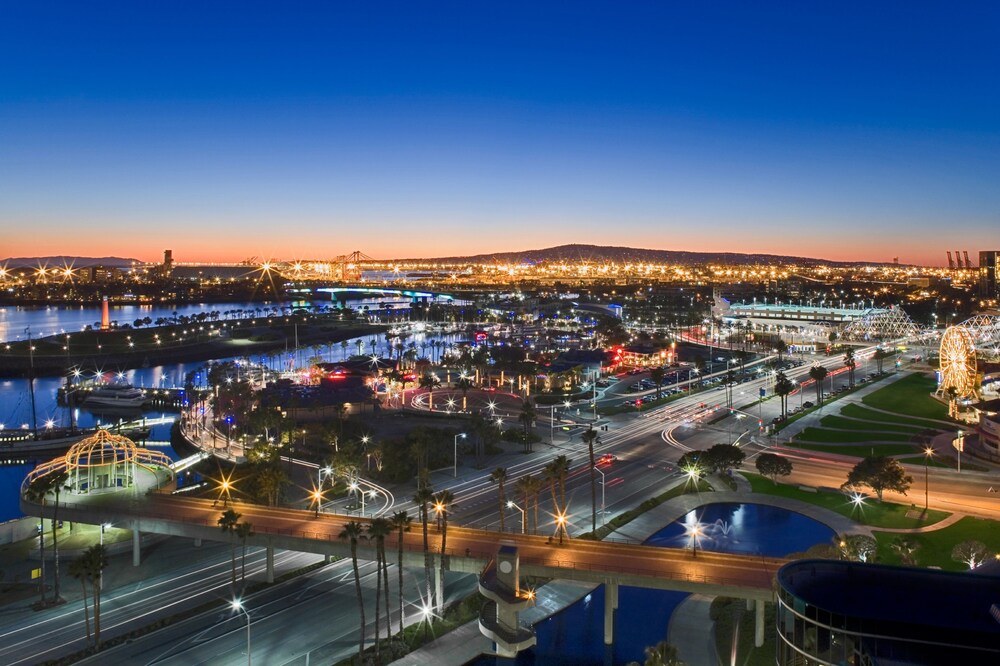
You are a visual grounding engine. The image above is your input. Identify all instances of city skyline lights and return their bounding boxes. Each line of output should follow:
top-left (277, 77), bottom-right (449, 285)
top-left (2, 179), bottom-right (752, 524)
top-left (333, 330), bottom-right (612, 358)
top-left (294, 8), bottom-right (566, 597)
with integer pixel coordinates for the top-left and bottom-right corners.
top-left (2, 2), bottom-right (998, 266)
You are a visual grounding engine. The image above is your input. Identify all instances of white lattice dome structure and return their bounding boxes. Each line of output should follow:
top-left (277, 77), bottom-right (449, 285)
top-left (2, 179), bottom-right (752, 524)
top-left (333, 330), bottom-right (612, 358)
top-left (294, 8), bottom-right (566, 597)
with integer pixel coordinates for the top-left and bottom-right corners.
top-left (25, 429), bottom-right (174, 494)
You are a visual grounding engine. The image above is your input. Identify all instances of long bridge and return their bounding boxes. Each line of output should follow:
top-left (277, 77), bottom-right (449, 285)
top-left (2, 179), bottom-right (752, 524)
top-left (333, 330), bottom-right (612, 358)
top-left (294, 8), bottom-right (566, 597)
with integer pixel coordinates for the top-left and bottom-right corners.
top-left (22, 490), bottom-right (781, 654)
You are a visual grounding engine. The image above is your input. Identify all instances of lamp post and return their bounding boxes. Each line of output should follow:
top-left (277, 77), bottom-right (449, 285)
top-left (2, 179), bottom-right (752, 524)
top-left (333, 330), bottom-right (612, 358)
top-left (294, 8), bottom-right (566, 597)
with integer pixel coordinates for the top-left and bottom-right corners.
top-left (924, 446), bottom-right (934, 510)
top-left (506, 500), bottom-right (526, 534)
top-left (593, 465), bottom-right (606, 525)
top-left (311, 489), bottom-right (323, 518)
top-left (686, 522), bottom-right (704, 557)
top-left (555, 511), bottom-right (567, 545)
top-left (453, 432), bottom-right (466, 477)
top-left (232, 599), bottom-right (251, 666)
top-left (317, 466), bottom-right (333, 497)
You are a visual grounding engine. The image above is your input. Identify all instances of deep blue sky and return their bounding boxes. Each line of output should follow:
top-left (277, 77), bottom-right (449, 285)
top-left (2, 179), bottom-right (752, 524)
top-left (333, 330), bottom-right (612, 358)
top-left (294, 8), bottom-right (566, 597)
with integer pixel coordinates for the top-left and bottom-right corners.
top-left (2, 1), bottom-right (998, 265)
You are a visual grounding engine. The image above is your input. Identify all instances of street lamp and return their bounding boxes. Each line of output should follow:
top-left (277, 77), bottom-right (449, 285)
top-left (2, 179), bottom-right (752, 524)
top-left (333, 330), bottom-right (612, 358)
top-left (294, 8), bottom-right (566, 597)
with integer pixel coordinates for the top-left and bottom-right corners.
top-left (232, 599), bottom-right (251, 666)
top-left (99, 523), bottom-right (111, 589)
top-left (453, 433), bottom-right (466, 477)
top-left (685, 522), bottom-right (704, 557)
top-left (311, 488), bottom-right (324, 518)
top-left (317, 466), bottom-right (333, 495)
top-left (555, 511), bottom-right (568, 545)
top-left (924, 446), bottom-right (934, 510)
top-left (506, 500), bottom-right (526, 534)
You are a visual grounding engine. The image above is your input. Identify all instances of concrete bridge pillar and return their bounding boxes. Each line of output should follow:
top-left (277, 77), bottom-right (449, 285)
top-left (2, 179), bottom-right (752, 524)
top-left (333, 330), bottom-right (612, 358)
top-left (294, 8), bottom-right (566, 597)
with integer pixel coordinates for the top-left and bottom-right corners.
top-left (747, 598), bottom-right (754, 611)
top-left (754, 599), bottom-right (765, 647)
top-left (604, 579), bottom-right (619, 665)
top-left (193, 537), bottom-right (202, 547)
top-left (266, 544), bottom-right (275, 584)
top-left (132, 529), bottom-right (141, 567)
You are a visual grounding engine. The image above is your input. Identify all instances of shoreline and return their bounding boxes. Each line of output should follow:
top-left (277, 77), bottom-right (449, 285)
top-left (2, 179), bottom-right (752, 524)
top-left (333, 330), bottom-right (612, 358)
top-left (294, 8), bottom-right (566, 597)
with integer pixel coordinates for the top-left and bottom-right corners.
top-left (0, 321), bottom-right (387, 377)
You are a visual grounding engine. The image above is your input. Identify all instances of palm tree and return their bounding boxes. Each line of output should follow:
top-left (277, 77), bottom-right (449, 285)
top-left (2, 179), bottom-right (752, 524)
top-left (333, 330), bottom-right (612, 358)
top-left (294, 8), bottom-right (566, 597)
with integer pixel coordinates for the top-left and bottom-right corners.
top-left (68, 556), bottom-right (91, 644)
top-left (489, 467), bottom-right (508, 532)
top-left (367, 517), bottom-right (392, 660)
top-left (419, 373), bottom-right (441, 410)
top-left (527, 474), bottom-right (543, 535)
top-left (844, 348), bottom-right (856, 387)
top-left (236, 521), bottom-right (254, 588)
top-left (44, 471), bottom-right (70, 602)
top-left (649, 367), bottom-right (665, 400)
top-left (545, 455), bottom-right (571, 543)
top-left (413, 485), bottom-right (435, 610)
top-left (255, 464), bottom-right (288, 507)
top-left (218, 508), bottom-right (241, 590)
top-left (809, 364), bottom-right (829, 405)
top-left (518, 400), bottom-right (537, 452)
top-left (24, 474), bottom-right (56, 604)
top-left (76, 544), bottom-right (108, 647)
top-left (774, 370), bottom-right (794, 419)
top-left (582, 427), bottom-right (599, 532)
top-left (390, 510), bottom-right (412, 633)
top-left (339, 521), bottom-right (368, 663)
top-left (455, 376), bottom-right (473, 411)
top-left (432, 489), bottom-right (456, 610)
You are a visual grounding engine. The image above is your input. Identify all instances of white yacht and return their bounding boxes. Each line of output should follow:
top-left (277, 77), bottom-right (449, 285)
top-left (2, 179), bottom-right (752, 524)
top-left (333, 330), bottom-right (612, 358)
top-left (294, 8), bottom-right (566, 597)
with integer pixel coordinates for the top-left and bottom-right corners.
top-left (82, 382), bottom-right (148, 408)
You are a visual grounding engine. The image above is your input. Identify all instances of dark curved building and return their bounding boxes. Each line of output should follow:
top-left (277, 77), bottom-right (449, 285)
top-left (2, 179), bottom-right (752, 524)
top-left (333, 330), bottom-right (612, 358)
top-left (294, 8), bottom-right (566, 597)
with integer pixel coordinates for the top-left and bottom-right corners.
top-left (776, 559), bottom-right (1000, 665)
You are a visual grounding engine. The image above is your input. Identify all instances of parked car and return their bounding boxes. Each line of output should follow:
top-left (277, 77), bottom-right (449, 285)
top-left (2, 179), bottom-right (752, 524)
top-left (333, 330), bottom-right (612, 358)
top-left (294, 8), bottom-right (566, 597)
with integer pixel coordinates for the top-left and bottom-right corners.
top-left (802, 401), bottom-right (815, 408)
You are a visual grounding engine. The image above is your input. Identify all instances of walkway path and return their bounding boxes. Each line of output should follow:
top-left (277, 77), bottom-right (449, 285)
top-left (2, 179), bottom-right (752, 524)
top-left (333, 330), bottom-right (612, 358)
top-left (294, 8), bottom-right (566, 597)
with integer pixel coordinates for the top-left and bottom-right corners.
top-left (668, 594), bottom-right (719, 666)
top-left (874, 511), bottom-right (966, 533)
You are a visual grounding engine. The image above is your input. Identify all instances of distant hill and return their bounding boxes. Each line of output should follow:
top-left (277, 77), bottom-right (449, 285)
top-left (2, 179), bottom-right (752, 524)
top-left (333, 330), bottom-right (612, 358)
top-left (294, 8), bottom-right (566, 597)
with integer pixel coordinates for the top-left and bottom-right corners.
top-left (0, 256), bottom-right (140, 268)
top-left (404, 244), bottom-right (874, 266)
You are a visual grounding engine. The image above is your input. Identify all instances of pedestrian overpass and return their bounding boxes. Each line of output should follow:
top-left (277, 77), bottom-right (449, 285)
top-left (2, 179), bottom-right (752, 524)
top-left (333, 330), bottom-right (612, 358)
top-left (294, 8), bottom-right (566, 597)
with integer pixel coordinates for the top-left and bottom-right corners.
top-left (22, 489), bottom-right (781, 656)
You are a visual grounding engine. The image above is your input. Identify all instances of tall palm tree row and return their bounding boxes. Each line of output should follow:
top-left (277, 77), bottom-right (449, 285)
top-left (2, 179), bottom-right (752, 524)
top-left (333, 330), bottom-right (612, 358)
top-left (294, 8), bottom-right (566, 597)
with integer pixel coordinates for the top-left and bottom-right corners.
top-left (432, 489), bottom-right (456, 611)
top-left (24, 472), bottom-right (70, 605)
top-left (68, 556), bottom-right (92, 644)
top-left (412, 484), bottom-right (435, 611)
top-left (235, 521), bottom-right (255, 588)
top-left (72, 544), bottom-right (108, 648)
top-left (809, 364), bottom-right (829, 405)
top-left (489, 467), bottom-right (507, 532)
top-left (218, 508), bottom-right (242, 591)
top-left (339, 521), bottom-right (368, 664)
top-left (367, 517), bottom-right (392, 663)
top-left (390, 510), bottom-right (412, 634)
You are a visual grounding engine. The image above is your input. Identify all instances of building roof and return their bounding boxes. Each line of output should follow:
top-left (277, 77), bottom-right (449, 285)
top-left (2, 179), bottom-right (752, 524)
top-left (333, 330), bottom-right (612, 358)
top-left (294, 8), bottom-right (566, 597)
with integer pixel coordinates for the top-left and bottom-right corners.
top-left (779, 560), bottom-right (1000, 646)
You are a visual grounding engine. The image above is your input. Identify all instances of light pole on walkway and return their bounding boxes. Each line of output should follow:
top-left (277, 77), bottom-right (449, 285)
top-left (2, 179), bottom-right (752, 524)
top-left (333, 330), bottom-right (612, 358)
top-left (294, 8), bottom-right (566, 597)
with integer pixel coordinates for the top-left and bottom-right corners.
top-left (506, 500), bottom-right (526, 534)
top-left (924, 446), bottom-right (934, 510)
top-left (232, 599), bottom-right (251, 666)
top-left (453, 433), bottom-right (466, 477)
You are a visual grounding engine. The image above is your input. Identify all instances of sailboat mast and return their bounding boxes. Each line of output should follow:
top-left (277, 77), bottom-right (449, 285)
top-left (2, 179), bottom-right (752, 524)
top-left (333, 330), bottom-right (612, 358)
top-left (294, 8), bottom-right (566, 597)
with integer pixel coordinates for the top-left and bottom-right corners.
top-left (26, 327), bottom-right (38, 440)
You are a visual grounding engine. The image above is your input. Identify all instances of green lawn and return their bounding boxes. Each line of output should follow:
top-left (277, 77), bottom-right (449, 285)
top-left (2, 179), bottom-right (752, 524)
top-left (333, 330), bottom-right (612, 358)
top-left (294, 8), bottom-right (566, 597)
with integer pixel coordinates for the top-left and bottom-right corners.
top-left (840, 403), bottom-right (945, 431)
top-left (818, 415), bottom-right (925, 434)
top-left (796, 427), bottom-right (912, 443)
top-left (792, 442), bottom-right (923, 458)
top-left (746, 474), bottom-right (950, 529)
top-left (874, 516), bottom-right (1000, 571)
top-left (862, 373), bottom-right (950, 421)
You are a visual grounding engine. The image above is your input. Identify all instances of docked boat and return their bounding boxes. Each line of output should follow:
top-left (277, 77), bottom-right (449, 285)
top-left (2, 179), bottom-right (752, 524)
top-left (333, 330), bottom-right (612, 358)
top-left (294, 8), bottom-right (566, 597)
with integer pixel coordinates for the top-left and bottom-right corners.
top-left (82, 382), bottom-right (148, 409)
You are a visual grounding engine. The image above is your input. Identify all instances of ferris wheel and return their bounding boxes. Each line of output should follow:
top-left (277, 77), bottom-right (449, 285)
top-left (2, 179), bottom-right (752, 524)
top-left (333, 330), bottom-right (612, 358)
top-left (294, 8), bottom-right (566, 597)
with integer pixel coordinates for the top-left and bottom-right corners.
top-left (939, 326), bottom-right (978, 399)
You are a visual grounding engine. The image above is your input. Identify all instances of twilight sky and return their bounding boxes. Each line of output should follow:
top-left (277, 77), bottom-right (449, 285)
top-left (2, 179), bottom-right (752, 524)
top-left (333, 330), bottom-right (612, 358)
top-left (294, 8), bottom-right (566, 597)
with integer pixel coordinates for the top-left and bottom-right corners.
top-left (1, 1), bottom-right (998, 266)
